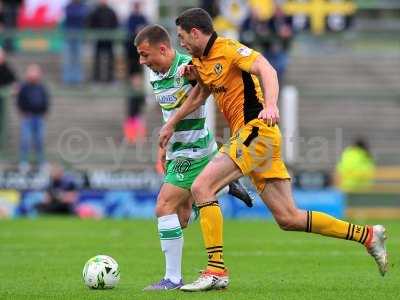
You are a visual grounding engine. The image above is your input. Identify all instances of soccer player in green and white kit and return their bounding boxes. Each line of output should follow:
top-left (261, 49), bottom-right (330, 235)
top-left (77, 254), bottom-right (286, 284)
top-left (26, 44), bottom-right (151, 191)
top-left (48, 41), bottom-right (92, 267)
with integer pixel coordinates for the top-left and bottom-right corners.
top-left (134, 24), bottom-right (253, 291)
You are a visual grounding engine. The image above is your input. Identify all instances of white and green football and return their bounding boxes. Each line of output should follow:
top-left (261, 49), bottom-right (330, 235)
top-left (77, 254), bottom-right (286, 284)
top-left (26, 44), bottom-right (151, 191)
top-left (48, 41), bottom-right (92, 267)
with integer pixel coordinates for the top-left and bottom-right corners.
top-left (82, 255), bottom-right (120, 289)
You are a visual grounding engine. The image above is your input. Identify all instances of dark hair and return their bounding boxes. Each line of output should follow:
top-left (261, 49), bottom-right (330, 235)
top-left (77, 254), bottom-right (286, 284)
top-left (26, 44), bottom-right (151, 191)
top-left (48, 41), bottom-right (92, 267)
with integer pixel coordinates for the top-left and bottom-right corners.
top-left (175, 8), bottom-right (214, 34)
top-left (354, 137), bottom-right (371, 157)
top-left (134, 24), bottom-right (171, 47)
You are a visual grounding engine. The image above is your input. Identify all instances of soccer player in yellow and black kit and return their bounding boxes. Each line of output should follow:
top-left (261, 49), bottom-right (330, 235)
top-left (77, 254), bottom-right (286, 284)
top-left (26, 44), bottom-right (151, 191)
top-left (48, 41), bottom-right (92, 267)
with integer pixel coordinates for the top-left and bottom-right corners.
top-left (159, 8), bottom-right (388, 291)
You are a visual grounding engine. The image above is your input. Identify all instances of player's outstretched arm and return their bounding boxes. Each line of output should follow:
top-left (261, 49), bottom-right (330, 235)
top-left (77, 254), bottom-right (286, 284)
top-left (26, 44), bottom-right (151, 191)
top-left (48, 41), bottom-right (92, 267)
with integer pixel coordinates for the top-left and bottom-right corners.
top-left (159, 82), bottom-right (211, 148)
top-left (249, 55), bottom-right (280, 127)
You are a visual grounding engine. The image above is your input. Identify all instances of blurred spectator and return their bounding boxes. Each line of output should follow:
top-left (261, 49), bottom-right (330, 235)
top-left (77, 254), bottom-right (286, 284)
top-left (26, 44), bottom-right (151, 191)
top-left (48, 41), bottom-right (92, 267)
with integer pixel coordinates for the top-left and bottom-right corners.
top-left (264, 6), bottom-right (293, 84)
top-left (0, 2), bottom-right (5, 47)
top-left (1, 0), bottom-right (22, 52)
top-left (36, 165), bottom-right (78, 215)
top-left (213, 14), bottom-right (239, 40)
top-left (16, 64), bottom-right (50, 173)
top-left (200, 0), bottom-right (219, 18)
top-left (0, 47), bottom-right (17, 147)
top-left (0, 46), bottom-right (17, 88)
top-left (213, 0), bottom-right (248, 40)
top-left (0, 2), bottom-right (4, 26)
top-left (240, 5), bottom-right (293, 83)
top-left (124, 74), bottom-right (146, 143)
top-left (125, 1), bottom-right (148, 78)
top-left (88, 0), bottom-right (119, 83)
top-left (62, 0), bottom-right (88, 85)
top-left (335, 137), bottom-right (376, 192)
top-left (240, 8), bottom-right (268, 48)
top-left (0, 0), bottom-right (21, 52)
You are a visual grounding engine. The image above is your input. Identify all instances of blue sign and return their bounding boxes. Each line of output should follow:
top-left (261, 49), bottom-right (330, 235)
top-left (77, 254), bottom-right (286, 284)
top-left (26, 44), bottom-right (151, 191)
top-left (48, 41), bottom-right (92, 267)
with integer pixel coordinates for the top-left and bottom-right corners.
top-left (12, 188), bottom-right (345, 219)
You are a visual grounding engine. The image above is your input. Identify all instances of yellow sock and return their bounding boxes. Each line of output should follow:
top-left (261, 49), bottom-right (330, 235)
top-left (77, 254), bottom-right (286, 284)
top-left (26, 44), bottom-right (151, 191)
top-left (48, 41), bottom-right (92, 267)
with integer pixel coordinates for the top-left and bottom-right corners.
top-left (306, 211), bottom-right (371, 244)
top-left (198, 201), bottom-right (225, 272)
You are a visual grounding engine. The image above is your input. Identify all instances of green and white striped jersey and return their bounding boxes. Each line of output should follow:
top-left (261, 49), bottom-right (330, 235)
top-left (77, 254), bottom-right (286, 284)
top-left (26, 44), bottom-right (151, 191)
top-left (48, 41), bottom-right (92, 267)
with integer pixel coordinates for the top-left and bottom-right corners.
top-left (149, 51), bottom-right (217, 160)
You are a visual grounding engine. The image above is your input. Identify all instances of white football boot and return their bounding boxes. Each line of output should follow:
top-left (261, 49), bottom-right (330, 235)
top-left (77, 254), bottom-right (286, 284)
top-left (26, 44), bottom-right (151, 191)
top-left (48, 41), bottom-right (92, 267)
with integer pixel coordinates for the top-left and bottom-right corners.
top-left (365, 225), bottom-right (388, 276)
top-left (180, 269), bottom-right (229, 292)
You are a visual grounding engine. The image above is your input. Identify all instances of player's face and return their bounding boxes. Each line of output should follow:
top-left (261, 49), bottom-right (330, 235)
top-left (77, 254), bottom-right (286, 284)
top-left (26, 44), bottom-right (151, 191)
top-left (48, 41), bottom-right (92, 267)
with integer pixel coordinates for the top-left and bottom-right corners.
top-left (136, 41), bottom-right (165, 73)
top-left (177, 26), bottom-right (201, 57)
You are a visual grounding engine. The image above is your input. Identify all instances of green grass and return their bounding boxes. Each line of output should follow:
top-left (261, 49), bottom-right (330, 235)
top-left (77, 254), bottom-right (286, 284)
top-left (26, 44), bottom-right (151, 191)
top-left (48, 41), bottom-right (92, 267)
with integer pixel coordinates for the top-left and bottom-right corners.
top-left (0, 218), bottom-right (398, 300)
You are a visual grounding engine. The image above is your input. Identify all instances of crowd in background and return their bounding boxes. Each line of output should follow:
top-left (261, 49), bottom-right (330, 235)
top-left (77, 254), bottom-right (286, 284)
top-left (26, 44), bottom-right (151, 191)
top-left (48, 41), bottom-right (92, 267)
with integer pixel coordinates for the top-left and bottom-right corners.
top-left (0, 1), bottom-right (385, 218)
top-left (201, 0), bottom-right (294, 83)
top-left (0, 0), bottom-right (297, 175)
top-left (0, 0), bottom-right (150, 173)
top-left (1, 0), bottom-right (295, 84)
top-left (62, 0), bottom-right (148, 85)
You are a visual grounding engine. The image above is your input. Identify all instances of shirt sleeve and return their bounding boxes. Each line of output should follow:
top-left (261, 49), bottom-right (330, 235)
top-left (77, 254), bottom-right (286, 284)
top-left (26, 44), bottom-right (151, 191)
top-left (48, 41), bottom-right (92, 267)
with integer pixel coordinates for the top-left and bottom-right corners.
top-left (224, 39), bottom-right (260, 72)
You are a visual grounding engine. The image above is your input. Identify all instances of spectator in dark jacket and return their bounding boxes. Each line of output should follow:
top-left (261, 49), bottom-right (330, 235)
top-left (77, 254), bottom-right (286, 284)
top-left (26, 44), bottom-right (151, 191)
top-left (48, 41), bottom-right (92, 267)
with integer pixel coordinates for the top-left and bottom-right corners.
top-left (88, 0), bottom-right (119, 82)
top-left (0, 47), bottom-right (17, 148)
top-left (240, 6), bottom-right (293, 83)
top-left (62, 0), bottom-right (88, 85)
top-left (0, 2), bottom-right (5, 46)
top-left (200, 0), bottom-right (219, 18)
top-left (125, 1), bottom-right (148, 77)
top-left (0, 2), bottom-right (4, 27)
top-left (1, 0), bottom-right (22, 52)
top-left (36, 164), bottom-right (78, 215)
top-left (0, 48), bottom-right (15, 87)
top-left (17, 64), bottom-right (49, 173)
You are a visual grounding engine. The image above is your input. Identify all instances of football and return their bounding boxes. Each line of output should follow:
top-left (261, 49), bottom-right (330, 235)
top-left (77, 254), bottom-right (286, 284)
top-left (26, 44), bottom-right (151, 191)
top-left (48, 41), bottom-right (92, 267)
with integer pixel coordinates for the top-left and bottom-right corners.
top-left (82, 255), bottom-right (120, 289)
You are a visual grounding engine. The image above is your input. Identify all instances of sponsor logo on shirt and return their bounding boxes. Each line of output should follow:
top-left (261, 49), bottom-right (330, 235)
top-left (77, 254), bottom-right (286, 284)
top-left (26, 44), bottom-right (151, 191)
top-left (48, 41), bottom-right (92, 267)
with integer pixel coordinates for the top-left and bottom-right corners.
top-left (157, 94), bottom-right (177, 105)
top-left (209, 84), bottom-right (227, 94)
top-left (237, 46), bottom-right (252, 57)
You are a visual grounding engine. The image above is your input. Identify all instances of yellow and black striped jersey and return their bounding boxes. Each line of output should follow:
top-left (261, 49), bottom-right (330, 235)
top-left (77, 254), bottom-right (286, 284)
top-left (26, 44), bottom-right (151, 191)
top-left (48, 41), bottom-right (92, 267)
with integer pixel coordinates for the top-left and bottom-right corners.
top-left (192, 32), bottom-right (264, 134)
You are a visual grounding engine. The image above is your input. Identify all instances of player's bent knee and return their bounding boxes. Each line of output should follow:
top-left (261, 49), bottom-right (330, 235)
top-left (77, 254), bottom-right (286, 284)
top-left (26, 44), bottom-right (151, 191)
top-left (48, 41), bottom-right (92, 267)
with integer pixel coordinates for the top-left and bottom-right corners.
top-left (191, 180), bottom-right (209, 201)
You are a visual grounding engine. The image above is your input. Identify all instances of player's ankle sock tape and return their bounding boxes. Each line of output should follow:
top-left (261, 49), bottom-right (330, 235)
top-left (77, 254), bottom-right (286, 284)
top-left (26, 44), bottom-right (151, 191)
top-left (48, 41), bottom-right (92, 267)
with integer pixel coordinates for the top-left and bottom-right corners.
top-left (206, 246), bottom-right (225, 270)
top-left (197, 200), bottom-right (219, 209)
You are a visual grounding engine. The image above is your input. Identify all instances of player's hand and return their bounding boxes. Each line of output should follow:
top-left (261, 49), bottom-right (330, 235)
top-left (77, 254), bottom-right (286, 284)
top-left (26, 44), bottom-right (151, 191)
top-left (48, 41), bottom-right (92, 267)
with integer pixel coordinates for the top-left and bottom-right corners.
top-left (258, 105), bottom-right (280, 127)
top-left (159, 123), bottom-right (174, 149)
top-left (178, 65), bottom-right (199, 81)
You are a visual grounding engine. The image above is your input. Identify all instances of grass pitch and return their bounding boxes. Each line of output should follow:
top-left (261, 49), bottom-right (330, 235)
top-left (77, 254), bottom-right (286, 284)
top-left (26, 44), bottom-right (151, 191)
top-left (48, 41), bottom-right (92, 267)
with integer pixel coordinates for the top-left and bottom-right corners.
top-left (0, 217), bottom-right (398, 300)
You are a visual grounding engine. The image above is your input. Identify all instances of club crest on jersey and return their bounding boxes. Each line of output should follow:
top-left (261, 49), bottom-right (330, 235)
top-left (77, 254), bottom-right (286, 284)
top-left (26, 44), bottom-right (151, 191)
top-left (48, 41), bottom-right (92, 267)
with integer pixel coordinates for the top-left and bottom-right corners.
top-left (174, 76), bottom-right (184, 87)
top-left (237, 46), bottom-right (252, 57)
top-left (214, 63), bottom-right (223, 76)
